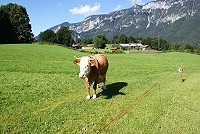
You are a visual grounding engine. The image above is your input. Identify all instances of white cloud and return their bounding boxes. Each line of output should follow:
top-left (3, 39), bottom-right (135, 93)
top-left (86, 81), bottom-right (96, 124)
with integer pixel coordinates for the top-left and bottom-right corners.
top-left (114, 5), bottom-right (122, 11)
top-left (129, 0), bottom-right (144, 5)
top-left (57, 2), bottom-right (62, 7)
top-left (69, 3), bottom-right (101, 16)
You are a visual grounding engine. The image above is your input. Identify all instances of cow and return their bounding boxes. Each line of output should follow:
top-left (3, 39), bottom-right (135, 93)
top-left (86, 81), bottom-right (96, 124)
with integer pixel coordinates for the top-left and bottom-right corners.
top-left (73, 54), bottom-right (109, 100)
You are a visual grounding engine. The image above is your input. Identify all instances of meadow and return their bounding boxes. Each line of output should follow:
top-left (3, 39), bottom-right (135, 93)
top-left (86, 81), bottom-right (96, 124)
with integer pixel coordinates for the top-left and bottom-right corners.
top-left (0, 44), bottom-right (200, 133)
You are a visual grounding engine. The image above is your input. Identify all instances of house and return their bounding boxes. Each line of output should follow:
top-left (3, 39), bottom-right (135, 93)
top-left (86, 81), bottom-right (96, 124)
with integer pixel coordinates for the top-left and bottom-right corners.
top-left (140, 45), bottom-right (151, 50)
top-left (119, 43), bottom-right (151, 50)
top-left (110, 47), bottom-right (118, 51)
top-left (119, 43), bottom-right (143, 50)
top-left (119, 43), bottom-right (137, 49)
top-left (82, 44), bottom-right (94, 50)
top-left (72, 44), bottom-right (82, 49)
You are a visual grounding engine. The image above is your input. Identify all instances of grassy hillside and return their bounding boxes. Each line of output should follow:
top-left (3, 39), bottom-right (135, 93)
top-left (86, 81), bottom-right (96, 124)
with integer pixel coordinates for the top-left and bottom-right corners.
top-left (0, 44), bottom-right (200, 133)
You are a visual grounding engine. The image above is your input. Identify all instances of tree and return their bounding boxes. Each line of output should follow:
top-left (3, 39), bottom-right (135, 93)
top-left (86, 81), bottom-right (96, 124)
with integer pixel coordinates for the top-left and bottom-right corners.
top-left (0, 3), bottom-right (33, 43)
top-left (0, 8), bottom-right (15, 43)
top-left (128, 36), bottom-right (136, 43)
top-left (159, 39), bottom-right (169, 50)
top-left (118, 34), bottom-right (128, 43)
top-left (93, 34), bottom-right (107, 49)
top-left (38, 30), bottom-right (57, 43)
top-left (112, 35), bottom-right (119, 44)
top-left (57, 27), bottom-right (72, 46)
top-left (185, 44), bottom-right (195, 52)
top-left (142, 38), bottom-right (151, 46)
top-left (142, 37), bottom-right (169, 50)
top-left (79, 38), bottom-right (93, 46)
top-left (170, 42), bottom-right (181, 50)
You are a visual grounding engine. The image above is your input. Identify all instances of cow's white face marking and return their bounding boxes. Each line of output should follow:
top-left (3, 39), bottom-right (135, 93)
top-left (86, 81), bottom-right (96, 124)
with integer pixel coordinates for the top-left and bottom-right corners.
top-left (79, 56), bottom-right (91, 78)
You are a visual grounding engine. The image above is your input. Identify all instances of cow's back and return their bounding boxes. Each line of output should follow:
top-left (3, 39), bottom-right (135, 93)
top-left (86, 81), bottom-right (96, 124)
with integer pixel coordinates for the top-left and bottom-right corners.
top-left (91, 54), bottom-right (108, 76)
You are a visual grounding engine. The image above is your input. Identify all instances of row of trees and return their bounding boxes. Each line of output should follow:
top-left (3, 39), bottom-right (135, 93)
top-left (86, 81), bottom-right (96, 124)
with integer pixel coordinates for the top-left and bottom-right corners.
top-left (39, 29), bottom-right (108, 49)
top-left (112, 34), bottom-right (141, 44)
top-left (0, 3), bottom-right (33, 44)
top-left (39, 29), bottom-right (200, 53)
top-left (75, 34), bottom-right (141, 48)
top-left (38, 27), bottom-right (73, 47)
top-left (76, 34), bottom-right (169, 50)
top-left (112, 35), bottom-right (200, 53)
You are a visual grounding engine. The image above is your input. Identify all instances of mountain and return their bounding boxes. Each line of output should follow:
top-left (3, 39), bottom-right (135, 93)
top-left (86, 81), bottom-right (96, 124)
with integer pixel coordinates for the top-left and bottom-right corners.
top-left (49, 0), bottom-right (200, 44)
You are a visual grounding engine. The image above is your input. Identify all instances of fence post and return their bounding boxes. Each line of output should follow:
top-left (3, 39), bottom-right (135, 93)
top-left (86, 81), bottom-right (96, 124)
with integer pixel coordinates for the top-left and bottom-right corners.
top-left (178, 64), bottom-right (183, 84)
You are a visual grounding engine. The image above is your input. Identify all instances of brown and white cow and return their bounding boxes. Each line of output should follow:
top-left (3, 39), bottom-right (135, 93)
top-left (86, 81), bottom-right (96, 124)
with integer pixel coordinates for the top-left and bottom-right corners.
top-left (73, 54), bottom-right (108, 100)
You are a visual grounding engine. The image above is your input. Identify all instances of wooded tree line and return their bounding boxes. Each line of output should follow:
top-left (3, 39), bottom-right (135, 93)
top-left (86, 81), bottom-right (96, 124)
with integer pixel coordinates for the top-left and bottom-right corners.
top-left (39, 28), bottom-right (200, 54)
top-left (38, 27), bottom-right (73, 47)
top-left (76, 34), bottom-right (170, 50)
top-left (38, 29), bottom-right (107, 49)
top-left (0, 3), bottom-right (33, 44)
top-left (111, 35), bottom-right (200, 54)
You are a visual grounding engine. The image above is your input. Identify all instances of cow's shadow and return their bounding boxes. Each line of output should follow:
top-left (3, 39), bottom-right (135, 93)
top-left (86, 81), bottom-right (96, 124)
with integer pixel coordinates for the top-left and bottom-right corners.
top-left (97, 82), bottom-right (127, 99)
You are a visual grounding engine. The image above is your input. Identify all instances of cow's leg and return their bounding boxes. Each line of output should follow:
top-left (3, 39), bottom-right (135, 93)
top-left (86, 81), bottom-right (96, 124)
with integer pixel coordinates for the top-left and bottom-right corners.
top-left (85, 78), bottom-right (91, 100)
top-left (93, 82), bottom-right (97, 99)
top-left (102, 82), bottom-right (106, 90)
top-left (102, 76), bottom-right (107, 90)
top-left (86, 86), bottom-right (91, 100)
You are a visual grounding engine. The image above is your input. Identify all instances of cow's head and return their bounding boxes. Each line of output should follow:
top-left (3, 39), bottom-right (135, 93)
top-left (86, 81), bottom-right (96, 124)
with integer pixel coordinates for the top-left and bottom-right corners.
top-left (73, 56), bottom-right (96, 78)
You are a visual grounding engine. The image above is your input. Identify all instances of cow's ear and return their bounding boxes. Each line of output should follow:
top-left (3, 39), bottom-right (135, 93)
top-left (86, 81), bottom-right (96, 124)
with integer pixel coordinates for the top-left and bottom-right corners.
top-left (90, 60), bottom-right (96, 66)
top-left (90, 59), bottom-right (99, 67)
top-left (73, 59), bottom-right (80, 65)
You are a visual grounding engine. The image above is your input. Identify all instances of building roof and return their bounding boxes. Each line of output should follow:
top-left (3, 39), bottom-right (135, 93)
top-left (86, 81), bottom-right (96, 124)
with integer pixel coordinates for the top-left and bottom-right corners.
top-left (119, 43), bottom-right (143, 47)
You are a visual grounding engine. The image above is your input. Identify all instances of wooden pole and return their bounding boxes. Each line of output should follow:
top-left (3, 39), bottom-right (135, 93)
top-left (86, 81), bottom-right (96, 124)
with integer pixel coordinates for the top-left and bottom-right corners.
top-left (178, 64), bottom-right (183, 84)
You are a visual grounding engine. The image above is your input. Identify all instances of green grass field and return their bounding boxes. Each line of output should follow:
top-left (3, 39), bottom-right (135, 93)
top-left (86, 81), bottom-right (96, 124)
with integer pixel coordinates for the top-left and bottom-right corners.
top-left (0, 44), bottom-right (200, 133)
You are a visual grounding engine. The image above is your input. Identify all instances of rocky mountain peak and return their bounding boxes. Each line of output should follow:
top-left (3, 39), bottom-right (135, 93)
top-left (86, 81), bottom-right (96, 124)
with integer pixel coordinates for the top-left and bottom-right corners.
top-left (49, 0), bottom-right (200, 44)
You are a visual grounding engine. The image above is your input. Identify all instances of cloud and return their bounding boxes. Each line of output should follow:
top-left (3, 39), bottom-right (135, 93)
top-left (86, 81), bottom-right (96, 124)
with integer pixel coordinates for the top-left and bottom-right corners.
top-left (57, 2), bottom-right (62, 7)
top-left (69, 3), bottom-right (101, 16)
top-left (129, 0), bottom-right (144, 5)
top-left (114, 5), bottom-right (122, 11)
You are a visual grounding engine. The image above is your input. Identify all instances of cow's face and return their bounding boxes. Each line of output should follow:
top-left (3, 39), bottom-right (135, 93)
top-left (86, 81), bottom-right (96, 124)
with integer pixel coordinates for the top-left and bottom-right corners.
top-left (73, 56), bottom-right (96, 78)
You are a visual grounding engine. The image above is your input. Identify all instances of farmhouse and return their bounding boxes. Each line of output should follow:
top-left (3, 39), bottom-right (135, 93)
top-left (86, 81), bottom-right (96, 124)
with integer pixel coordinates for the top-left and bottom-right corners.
top-left (140, 45), bottom-right (151, 50)
top-left (119, 43), bottom-right (137, 49)
top-left (82, 44), bottom-right (94, 50)
top-left (72, 44), bottom-right (82, 49)
top-left (119, 43), bottom-right (145, 50)
top-left (109, 47), bottom-right (118, 51)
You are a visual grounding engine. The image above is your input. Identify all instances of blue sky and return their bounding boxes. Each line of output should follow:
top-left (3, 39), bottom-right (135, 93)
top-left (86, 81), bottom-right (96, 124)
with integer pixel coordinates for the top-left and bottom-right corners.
top-left (0, 0), bottom-right (152, 36)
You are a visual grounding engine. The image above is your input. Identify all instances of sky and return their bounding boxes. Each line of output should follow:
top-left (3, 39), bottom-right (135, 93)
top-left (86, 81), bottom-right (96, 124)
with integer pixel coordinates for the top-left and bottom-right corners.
top-left (0, 0), bottom-right (152, 36)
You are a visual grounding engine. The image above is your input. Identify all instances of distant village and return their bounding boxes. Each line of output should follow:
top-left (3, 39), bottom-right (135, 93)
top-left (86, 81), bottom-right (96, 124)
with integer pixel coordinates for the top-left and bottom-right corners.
top-left (72, 43), bottom-right (151, 51)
